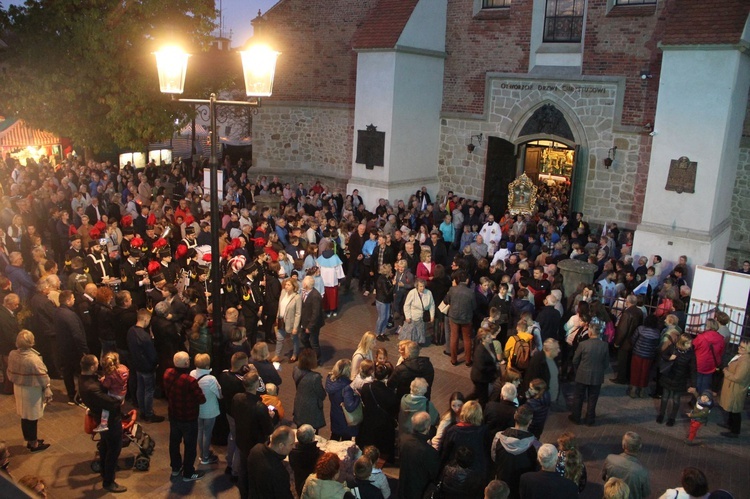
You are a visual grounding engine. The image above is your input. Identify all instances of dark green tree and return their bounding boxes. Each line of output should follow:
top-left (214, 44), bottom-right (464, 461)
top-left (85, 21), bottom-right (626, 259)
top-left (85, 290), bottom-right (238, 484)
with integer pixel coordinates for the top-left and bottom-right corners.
top-left (0, 0), bottom-right (218, 153)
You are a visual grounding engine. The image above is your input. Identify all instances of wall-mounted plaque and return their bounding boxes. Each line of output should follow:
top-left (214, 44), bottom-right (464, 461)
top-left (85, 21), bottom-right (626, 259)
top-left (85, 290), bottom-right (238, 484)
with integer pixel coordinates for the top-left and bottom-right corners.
top-left (665, 156), bottom-right (697, 194)
top-left (355, 124), bottom-right (385, 170)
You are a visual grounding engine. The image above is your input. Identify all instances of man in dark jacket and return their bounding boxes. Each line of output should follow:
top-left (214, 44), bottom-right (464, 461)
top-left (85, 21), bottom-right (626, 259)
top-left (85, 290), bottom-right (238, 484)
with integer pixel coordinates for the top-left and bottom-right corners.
top-left (519, 443), bottom-right (578, 499)
top-left (232, 371), bottom-right (274, 499)
top-left (345, 223), bottom-right (367, 291)
top-left (288, 424), bottom-right (323, 497)
top-left (55, 290), bottom-right (89, 404)
top-left (535, 294), bottom-right (561, 342)
top-left (127, 308), bottom-right (164, 423)
top-left (444, 269), bottom-right (477, 366)
top-left (570, 324), bottom-right (610, 426)
top-left (612, 295), bottom-right (643, 384)
top-left (112, 291), bottom-right (138, 404)
top-left (521, 339), bottom-right (560, 397)
top-left (0, 293), bottom-right (20, 394)
top-left (388, 341), bottom-right (435, 399)
top-left (484, 382), bottom-right (519, 438)
top-left (247, 425), bottom-right (295, 499)
top-left (427, 230), bottom-right (449, 267)
top-left (398, 412), bottom-right (440, 499)
top-left (79, 354), bottom-right (126, 493)
top-left (219, 352), bottom-right (250, 480)
top-left (27, 281), bottom-right (59, 376)
top-left (492, 405), bottom-right (537, 499)
top-left (299, 276), bottom-right (324, 361)
top-left (164, 351), bottom-right (206, 482)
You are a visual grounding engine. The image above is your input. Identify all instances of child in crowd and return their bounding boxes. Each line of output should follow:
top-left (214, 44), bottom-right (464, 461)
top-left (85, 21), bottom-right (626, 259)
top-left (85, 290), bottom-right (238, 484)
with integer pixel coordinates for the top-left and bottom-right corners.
top-left (685, 391), bottom-right (713, 446)
top-left (261, 383), bottom-right (285, 422)
top-left (94, 352), bottom-right (129, 433)
top-left (362, 445), bottom-right (391, 499)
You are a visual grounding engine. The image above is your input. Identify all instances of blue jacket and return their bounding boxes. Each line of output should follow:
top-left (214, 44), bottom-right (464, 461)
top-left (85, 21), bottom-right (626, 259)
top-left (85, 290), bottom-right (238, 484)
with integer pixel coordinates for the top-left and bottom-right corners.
top-left (631, 325), bottom-right (661, 359)
top-left (325, 375), bottom-right (360, 438)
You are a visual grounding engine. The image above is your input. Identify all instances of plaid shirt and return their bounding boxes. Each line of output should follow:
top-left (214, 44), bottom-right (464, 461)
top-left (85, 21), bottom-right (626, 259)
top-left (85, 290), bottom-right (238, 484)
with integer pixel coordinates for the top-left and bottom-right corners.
top-left (164, 367), bottom-right (206, 421)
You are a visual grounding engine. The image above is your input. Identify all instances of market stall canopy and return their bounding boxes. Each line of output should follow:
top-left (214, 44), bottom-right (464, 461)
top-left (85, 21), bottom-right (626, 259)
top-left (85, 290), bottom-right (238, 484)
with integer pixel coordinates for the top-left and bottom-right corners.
top-left (0, 117), bottom-right (61, 148)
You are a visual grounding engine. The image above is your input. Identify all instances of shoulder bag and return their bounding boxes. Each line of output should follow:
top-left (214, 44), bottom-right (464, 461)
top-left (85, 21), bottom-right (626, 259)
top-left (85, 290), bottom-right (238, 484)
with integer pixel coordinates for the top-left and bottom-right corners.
top-left (341, 387), bottom-right (363, 426)
top-left (418, 292), bottom-right (431, 323)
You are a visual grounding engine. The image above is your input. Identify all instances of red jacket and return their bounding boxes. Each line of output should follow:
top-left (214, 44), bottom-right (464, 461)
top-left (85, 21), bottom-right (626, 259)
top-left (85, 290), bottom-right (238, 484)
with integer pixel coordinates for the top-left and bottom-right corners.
top-left (164, 367), bottom-right (206, 421)
top-left (692, 330), bottom-right (725, 374)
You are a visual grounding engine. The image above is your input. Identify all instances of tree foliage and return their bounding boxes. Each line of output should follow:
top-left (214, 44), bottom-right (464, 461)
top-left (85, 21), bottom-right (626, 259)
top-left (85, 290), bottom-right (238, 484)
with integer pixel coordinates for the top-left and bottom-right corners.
top-left (0, 0), bottom-right (218, 152)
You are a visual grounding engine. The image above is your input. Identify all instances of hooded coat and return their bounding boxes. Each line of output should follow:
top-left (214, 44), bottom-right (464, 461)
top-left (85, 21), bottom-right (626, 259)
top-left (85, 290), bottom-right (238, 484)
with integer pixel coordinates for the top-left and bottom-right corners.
top-left (491, 428), bottom-right (537, 499)
top-left (388, 355), bottom-right (435, 399)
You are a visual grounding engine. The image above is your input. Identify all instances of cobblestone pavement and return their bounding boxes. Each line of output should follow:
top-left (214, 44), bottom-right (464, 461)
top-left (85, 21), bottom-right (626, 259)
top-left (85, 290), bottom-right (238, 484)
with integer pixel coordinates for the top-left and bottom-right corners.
top-left (1, 289), bottom-right (748, 498)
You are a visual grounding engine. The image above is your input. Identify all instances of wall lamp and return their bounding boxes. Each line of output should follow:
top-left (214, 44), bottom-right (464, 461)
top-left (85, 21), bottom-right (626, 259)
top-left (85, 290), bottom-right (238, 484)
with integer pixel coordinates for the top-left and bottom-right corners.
top-left (640, 70), bottom-right (653, 80)
top-left (603, 146), bottom-right (617, 168)
top-left (467, 133), bottom-right (483, 153)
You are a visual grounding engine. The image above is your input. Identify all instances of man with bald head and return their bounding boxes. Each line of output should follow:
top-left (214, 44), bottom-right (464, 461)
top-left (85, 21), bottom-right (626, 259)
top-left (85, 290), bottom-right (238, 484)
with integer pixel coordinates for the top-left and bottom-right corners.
top-left (164, 351), bottom-right (206, 482)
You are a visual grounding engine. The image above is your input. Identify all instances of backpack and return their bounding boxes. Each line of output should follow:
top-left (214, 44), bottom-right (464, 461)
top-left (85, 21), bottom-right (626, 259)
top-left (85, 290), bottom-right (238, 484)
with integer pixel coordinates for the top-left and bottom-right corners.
top-left (512, 334), bottom-right (532, 371)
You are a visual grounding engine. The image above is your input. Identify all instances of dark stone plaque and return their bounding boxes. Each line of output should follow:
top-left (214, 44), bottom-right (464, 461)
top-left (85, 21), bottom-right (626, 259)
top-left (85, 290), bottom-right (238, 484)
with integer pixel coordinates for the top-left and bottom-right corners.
top-left (355, 124), bottom-right (385, 170)
top-left (665, 156), bottom-right (697, 194)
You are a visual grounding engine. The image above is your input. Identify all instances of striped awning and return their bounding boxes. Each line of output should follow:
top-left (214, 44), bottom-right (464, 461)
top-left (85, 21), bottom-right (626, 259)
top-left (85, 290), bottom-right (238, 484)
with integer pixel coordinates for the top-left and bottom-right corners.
top-left (0, 119), bottom-right (60, 147)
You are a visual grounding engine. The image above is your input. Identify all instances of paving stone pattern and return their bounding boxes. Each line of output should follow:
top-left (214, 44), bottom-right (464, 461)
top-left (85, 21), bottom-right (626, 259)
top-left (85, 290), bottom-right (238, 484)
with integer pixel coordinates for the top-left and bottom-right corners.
top-left (1, 290), bottom-right (748, 498)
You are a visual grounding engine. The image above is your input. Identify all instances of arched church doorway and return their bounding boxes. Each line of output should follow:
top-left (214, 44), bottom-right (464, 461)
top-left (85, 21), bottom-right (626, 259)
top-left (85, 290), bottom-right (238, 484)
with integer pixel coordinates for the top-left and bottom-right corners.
top-left (482, 103), bottom-right (584, 217)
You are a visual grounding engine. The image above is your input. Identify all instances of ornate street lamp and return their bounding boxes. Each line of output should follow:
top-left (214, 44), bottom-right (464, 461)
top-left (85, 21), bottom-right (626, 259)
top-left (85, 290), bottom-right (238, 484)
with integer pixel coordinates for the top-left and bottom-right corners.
top-left (154, 43), bottom-right (279, 339)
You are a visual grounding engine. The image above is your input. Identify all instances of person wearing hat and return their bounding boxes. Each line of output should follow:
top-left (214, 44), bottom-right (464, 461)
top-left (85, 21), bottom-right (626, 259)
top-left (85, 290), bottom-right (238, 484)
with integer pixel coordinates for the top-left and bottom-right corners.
top-left (86, 232), bottom-right (113, 285)
top-left (147, 269), bottom-right (167, 311)
top-left (64, 232), bottom-right (85, 275)
top-left (239, 262), bottom-right (264, 348)
top-left (67, 256), bottom-right (93, 294)
top-left (157, 243), bottom-right (178, 286)
top-left (119, 237), bottom-right (150, 309)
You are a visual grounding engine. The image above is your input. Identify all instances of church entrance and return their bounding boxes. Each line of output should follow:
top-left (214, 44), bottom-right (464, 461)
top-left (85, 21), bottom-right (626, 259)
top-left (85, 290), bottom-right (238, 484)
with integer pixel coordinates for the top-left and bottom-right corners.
top-left (482, 103), bottom-right (584, 217)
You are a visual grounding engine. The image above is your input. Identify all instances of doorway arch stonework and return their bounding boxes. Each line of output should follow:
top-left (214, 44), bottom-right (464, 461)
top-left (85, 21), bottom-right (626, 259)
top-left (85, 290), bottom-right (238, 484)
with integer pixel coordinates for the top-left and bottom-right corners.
top-left (438, 76), bottom-right (648, 226)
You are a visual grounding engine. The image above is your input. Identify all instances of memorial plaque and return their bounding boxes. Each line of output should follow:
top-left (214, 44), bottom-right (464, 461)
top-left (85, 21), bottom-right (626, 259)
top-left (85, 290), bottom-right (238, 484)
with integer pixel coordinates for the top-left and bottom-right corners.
top-left (665, 156), bottom-right (697, 194)
top-left (356, 124), bottom-right (385, 170)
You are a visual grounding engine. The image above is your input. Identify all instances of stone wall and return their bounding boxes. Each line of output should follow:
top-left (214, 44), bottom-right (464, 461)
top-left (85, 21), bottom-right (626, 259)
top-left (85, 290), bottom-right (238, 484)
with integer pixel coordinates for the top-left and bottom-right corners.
top-left (727, 145), bottom-right (750, 268)
top-left (251, 104), bottom-right (354, 186)
top-left (438, 77), bottom-right (645, 226)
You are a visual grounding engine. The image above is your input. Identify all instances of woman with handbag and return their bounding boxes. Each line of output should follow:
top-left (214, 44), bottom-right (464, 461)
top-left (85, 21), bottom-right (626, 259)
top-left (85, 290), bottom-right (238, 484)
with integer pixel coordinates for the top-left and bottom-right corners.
top-left (325, 359), bottom-right (361, 441)
top-left (718, 336), bottom-right (750, 438)
top-left (356, 363), bottom-right (400, 462)
top-left (273, 277), bottom-right (302, 363)
top-left (6, 330), bottom-right (52, 452)
top-left (657, 333), bottom-right (696, 426)
top-left (399, 279), bottom-right (435, 345)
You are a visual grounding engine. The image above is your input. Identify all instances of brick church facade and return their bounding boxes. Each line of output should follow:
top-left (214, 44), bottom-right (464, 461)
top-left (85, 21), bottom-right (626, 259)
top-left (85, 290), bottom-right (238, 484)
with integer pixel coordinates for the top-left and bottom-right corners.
top-left (249, 0), bottom-right (750, 268)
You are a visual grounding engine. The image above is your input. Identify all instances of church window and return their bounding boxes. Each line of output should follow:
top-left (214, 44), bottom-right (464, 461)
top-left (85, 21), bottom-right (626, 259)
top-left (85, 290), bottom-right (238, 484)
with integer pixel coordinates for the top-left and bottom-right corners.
top-left (543, 0), bottom-right (584, 43)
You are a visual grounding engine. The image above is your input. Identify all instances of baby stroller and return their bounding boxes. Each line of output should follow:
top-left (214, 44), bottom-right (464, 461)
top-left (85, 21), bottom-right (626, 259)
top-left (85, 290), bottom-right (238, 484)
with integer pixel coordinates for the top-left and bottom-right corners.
top-left (84, 409), bottom-right (155, 472)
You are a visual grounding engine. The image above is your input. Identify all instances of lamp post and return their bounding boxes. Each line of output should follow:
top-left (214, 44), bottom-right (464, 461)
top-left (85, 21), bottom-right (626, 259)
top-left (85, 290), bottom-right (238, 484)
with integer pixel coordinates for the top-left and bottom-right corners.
top-left (154, 44), bottom-right (279, 338)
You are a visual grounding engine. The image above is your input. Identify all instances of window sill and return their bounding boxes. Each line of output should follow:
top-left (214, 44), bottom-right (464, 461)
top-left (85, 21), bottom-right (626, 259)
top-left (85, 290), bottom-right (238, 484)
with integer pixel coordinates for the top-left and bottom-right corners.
top-left (607, 4), bottom-right (657, 17)
top-left (473, 8), bottom-right (511, 21)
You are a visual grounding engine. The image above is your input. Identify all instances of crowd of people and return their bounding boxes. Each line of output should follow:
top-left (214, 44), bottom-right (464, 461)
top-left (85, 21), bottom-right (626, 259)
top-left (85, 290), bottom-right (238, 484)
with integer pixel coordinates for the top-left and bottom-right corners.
top-left (0, 151), bottom-right (747, 498)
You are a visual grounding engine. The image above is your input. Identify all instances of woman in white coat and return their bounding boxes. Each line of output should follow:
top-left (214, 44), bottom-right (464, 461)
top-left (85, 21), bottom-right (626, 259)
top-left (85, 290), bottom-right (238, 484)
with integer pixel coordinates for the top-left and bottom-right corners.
top-left (7, 330), bottom-right (52, 452)
top-left (399, 278), bottom-right (435, 345)
top-left (273, 277), bottom-right (302, 362)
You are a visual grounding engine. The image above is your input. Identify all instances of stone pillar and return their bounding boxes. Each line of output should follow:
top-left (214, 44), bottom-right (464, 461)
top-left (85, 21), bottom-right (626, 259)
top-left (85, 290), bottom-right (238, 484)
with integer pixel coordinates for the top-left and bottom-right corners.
top-left (633, 46), bottom-right (750, 267)
top-left (557, 259), bottom-right (598, 299)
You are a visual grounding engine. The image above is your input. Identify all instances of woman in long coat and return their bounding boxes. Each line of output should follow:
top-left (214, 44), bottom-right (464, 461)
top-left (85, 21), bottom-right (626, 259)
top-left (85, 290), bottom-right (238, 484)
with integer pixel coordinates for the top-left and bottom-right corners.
top-left (356, 363), bottom-right (399, 462)
top-left (292, 348), bottom-right (327, 432)
top-left (719, 337), bottom-right (750, 438)
top-left (7, 330), bottom-right (52, 452)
